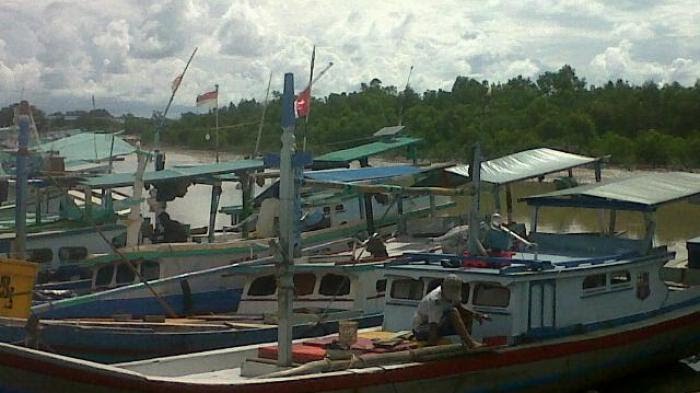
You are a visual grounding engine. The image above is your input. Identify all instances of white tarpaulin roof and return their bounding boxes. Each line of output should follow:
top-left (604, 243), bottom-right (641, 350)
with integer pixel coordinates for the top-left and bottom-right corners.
top-left (522, 171), bottom-right (700, 210)
top-left (446, 148), bottom-right (600, 185)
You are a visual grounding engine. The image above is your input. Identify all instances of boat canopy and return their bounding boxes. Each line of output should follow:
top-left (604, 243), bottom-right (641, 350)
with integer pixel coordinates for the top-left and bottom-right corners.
top-left (521, 172), bottom-right (700, 211)
top-left (446, 148), bottom-right (601, 185)
top-left (81, 159), bottom-right (264, 188)
top-left (313, 136), bottom-right (421, 164)
top-left (35, 132), bottom-right (135, 165)
top-left (305, 165), bottom-right (422, 183)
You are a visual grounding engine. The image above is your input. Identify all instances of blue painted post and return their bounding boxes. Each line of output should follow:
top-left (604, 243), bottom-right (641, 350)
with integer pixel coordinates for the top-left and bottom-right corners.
top-left (277, 72), bottom-right (296, 367)
top-left (14, 101), bottom-right (31, 259)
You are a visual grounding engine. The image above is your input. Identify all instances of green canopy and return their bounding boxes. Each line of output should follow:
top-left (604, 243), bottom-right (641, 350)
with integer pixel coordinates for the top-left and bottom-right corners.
top-left (314, 137), bottom-right (421, 163)
top-left (35, 132), bottom-right (135, 163)
top-left (81, 159), bottom-right (264, 188)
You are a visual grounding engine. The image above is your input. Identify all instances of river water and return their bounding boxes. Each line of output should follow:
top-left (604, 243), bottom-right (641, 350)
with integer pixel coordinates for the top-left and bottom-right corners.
top-left (113, 149), bottom-right (700, 392)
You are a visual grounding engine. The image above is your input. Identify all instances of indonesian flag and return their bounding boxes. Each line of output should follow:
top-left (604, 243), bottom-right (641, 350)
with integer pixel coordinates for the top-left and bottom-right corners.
top-left (294, 87), bottom-right (311, 118)
top-left (171, 74), bottom-right (183, 92)
top-left (196, 90), bottom-right (218, 110)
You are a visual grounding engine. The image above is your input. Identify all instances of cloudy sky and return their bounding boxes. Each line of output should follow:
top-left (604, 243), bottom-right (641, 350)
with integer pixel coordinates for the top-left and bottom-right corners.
top-left (1, 0), bottom-right (698, 116)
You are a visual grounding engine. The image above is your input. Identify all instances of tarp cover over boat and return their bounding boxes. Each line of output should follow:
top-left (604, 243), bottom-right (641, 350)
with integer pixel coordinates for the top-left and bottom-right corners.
top-left (81, 160), bottom-right (264, 188)
top-left (313, 137), bottom-right (421, 164)
top-left (35, 132), bottom-right (135, 164)
top-left (521, 172), bottom-right (700, 211)
top-left (447, 148), bottom-right (601, 185)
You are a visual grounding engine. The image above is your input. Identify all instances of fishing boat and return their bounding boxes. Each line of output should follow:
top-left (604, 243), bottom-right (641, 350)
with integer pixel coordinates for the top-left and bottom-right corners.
top-left (0, 256), bottom-right (388, 363)
top-left (4, 167), bottom-right (700, 392)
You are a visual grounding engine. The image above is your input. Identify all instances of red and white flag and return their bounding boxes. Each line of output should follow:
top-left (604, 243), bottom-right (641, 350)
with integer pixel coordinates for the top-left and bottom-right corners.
top-left (171, 74), bottom-right (183, 92)
top-left (294, 87), bottom-right (311, 118)
top-left (196, 89), bottom-right (218, 110)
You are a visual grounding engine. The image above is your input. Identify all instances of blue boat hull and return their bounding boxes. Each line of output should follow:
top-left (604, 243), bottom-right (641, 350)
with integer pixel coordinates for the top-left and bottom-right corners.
top-left (37, 288), bottom-right (243, 319)
top-left (0, 314), bottom-right (383, 363)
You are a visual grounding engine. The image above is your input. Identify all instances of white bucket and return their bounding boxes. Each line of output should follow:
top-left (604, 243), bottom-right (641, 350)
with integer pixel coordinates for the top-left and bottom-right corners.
top-left (338, 320), bottom-right (358, 347)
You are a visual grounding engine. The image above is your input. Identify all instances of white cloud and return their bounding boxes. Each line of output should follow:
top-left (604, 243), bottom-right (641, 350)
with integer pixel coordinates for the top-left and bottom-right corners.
top-left (0, 0), bottom-right (696, 115)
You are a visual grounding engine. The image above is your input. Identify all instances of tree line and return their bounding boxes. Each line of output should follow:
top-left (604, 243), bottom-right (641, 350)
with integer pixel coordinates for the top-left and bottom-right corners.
top-left (4, 65), bottom-right (700, 168)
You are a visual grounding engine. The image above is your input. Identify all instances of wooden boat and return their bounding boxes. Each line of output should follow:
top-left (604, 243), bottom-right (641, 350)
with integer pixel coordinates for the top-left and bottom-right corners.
top-left (2, 171), bottom-right (700, 392)
top-left (0, 258), bottom-right (387, 363)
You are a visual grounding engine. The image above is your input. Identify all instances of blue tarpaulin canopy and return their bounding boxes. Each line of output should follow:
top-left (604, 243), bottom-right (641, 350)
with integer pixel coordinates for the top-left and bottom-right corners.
top-left (521, 172), bottom-right (700, 211)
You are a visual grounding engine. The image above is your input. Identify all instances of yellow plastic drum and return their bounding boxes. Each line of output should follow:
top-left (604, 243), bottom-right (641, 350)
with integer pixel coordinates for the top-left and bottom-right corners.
top-left (0, 259), bottom-right (38, 318)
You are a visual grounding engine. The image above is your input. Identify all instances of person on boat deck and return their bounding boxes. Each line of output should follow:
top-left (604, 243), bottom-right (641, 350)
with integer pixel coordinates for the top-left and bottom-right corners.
top-left (479, 212), bottom-right (512, 255)
top-left (412, 274), bottom-right (489, 348)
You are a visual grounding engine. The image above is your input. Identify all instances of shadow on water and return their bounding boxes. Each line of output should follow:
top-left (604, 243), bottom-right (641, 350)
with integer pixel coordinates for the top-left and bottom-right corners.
top-left (587, 363), bottom-right (700, 393)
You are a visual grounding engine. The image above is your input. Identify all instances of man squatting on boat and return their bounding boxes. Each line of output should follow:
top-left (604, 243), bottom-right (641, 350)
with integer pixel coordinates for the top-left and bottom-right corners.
top-left (412, 274), bottom-right (490, 348)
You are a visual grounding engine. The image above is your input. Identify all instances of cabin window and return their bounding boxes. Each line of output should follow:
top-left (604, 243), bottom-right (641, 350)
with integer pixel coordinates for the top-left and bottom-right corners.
top-left (426, 278), bottom-right (470, 304)
top-left (294, 273), bottom-right (316, 296)
top-left (58, 247), bottom-right (88, 264)
top-left (473, 283), bottom-right (510, 307)
top-left (375, 279), bottom-right (387, 293)
top-left (426, 278), bottom-right (441, 294)
top-left (319, 274), bottom-right (351, 296)
top-left (95, 265), bottom-right (114, 287)
top-left (248, 275), bottom-right (276, 296)
top-left (335, 204), bottom-right (345, 212)
top-left (582, 273), bottom-right (607, 291)
top-left (610, 270), bottom-right (631, 286)
top-left (140, 261), bottom-right (160, 281)
top-left (27, 248), bottom-right (53, 264)
top-left (390, 278), bottom-right (424, 300)
top-left (115, 263), bottom-right (136, 285)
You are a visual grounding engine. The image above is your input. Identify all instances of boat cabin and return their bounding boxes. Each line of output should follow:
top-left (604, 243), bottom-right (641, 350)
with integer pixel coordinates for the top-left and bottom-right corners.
top-left (384, 172), bottom-right (700, 345)
top-left (236, 262), bottom-right (386, 317)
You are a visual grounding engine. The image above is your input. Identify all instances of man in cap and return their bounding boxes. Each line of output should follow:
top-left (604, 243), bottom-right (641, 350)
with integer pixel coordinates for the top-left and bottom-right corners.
top-left (412, 274), bottom-right (489, 348)
top-left (480, 212), bottom-right (512, 255)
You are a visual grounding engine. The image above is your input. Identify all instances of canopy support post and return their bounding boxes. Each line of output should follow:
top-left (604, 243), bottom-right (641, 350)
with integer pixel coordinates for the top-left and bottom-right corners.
top-left (493, 185), bottom-right (502, 213)
top-left (241, 173), bottom-right (253, 239)
top-left (397, 194), bottom-right (406, 235)
top-left (505, 184), bottom-right (514, 224)
top-left (608, 209), bottom-right (617, 234)
top-left (35, 188), bottom-right (41, 225)
top-left (530, 206), bottom-right (539, 235)
top-left (208, 182), bottom-right (222, 243)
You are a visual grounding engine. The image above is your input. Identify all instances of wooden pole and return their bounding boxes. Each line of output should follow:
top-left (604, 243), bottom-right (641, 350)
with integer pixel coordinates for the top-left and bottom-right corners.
top-left (14, 101), bottom-right (31, 259)
top-left (277, 72), bottom-right (296, 367)
top-left (214, 84), bottom-right (220, 163)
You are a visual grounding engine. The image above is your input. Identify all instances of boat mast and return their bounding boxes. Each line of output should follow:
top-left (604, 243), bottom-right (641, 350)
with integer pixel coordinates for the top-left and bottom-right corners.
top-left (277, 72), bottom-right (298, 367)
top-left (13, 101), bottom-right (31, 259)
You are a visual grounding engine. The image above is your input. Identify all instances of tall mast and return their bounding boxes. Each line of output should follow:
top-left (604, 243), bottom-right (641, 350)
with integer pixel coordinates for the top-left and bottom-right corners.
top-left (277, 72), bottom-right (297, 367)
top-left (154, 47), bottom-right (198, 170)
top-left (13, 101), bottom-right (31, 259)
top-left (398, 65), bottom-right (414, 126)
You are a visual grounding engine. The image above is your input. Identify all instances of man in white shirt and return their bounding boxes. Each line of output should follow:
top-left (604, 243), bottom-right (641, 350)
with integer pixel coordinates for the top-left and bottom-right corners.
top-left (412, 274), bottom-right (489, 348)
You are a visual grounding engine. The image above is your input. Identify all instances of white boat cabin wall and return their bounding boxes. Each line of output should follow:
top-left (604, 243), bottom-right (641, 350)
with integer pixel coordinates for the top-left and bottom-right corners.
top-left (383, 202), bottom-right (687, 346)
top-left (237, 267), bottom-right (386, 317)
